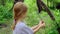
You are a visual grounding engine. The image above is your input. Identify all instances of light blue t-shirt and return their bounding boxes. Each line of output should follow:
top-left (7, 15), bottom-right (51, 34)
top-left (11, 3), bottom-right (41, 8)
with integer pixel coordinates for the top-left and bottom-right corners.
top-left (13, 21), bottom-right (33, 34)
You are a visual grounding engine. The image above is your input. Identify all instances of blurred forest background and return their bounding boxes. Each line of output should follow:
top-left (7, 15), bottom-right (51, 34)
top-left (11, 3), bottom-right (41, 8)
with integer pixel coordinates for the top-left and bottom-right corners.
top-left (0, 0), bottom-right (60, 34)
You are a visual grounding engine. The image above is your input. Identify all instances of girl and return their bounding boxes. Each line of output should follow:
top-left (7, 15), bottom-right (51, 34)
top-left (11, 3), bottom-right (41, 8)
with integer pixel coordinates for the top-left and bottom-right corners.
top-left (12, 2), bottom-right (45, 34)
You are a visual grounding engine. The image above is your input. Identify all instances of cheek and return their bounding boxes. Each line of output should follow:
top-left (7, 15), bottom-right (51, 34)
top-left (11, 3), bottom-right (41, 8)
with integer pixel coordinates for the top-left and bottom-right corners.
top-left (23, 14), bottom-right (26, 18)
top-left (22, 13), bottom-right (26, 18)
top-left (21, 12), bottom-right (27, 18)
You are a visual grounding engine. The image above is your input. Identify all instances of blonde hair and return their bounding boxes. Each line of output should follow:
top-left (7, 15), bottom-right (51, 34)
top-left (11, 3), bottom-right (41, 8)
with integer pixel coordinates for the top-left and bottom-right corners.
top-left (11, 2), bottom-right (27, 30)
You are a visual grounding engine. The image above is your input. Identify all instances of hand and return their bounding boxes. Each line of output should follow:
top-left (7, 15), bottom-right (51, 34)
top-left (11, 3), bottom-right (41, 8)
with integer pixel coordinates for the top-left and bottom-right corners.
top-left (38, 20), bottom-right (45, 27)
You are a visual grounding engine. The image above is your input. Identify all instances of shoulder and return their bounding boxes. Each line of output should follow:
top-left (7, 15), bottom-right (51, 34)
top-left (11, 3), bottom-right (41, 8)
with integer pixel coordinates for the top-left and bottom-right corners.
top-left (15, 22), bottom-right (26, 28)
top-left (15, 22), bottom-right (34, 34)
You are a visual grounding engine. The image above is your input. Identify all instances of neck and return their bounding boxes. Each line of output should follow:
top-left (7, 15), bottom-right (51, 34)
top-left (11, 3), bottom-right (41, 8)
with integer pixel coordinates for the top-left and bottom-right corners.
top-left (16, 18), bottom-right (23, 23)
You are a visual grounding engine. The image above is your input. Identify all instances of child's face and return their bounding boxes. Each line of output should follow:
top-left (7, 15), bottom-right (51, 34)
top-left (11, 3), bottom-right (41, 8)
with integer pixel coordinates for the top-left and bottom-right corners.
top-left (22, 13), bottom-right (26, 19)
top-left (19, 12), bottom-right (26, 19)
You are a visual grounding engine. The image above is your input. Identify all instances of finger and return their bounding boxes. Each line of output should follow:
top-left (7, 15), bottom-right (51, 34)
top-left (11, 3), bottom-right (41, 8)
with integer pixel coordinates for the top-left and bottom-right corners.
top-left (41, 21), bottom-right (44, 24)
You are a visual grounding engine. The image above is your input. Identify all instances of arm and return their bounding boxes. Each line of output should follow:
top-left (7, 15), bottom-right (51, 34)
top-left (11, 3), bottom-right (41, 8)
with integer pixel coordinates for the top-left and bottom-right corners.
top-left (31, 20), bottom-right (45, 33)
top-left (32, 24), bottom-right (42, 33)
top-left (31, 25), bottom-right (39, 30)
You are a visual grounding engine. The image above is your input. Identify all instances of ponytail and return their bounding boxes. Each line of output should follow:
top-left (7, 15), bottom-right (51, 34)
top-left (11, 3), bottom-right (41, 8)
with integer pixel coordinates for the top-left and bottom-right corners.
top-left (11, 19), bottom-right (17, 30)
top-left (11, 2), bottom-right (27, 30)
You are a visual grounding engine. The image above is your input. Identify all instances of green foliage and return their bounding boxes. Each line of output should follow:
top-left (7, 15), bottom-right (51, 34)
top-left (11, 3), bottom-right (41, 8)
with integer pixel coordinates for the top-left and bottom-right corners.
top-left (24, 0), bottom-right (60, 34)
top-left (54, 0), bottom-right (60, 3)
top-left (0, 0), bottom-right (60, 34)
top-left (0, 0), bottom-right (13, 24)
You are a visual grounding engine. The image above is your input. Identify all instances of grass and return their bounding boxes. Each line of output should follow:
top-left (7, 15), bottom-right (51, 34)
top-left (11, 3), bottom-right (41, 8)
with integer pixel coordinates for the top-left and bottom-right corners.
top-left (0, 10), bottom-right (60, 34)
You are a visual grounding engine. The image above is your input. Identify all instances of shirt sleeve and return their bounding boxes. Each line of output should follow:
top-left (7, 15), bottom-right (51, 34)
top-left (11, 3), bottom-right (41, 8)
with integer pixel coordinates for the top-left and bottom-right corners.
top-left (21, 26), bottom-right (34, 34)
top-left (13, 22), bottom-right (34, 34)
